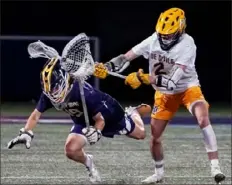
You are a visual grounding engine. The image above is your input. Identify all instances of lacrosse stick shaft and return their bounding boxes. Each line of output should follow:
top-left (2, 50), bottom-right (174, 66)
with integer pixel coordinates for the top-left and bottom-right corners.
top-left (78, 81), bottom-right (90, 128)
top-left (108, 71), bottom-right (126, 79)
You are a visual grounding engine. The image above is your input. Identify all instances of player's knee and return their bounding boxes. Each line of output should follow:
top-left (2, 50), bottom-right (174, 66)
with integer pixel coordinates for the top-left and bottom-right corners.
top-left (140, 131), bottom-right (146, 139)
top-left (65, 146), bottom-right (82, 160)
top-left (64, 142), bottom-right (82, 160)
top-left (128, 127), bottom-right (146, 140)
top-left (151, 135), bottom-right (162, 145)
top-left (197, 115), bottom-right (210, 129)
top-left (64, 133), bottom-right (87, 160)
top-left (191, 101), bottom-right (210, 128)
top-left (136, 129), bottom-right (146, 140)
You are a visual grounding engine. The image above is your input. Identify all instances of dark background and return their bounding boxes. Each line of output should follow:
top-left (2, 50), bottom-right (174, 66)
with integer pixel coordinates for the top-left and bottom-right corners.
top-left (1, 1), bottom-right (231, 105)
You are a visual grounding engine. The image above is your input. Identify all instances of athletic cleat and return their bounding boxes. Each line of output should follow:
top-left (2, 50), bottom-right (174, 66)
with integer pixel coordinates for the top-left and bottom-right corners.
top-left (215, 173), bottom-right (226, 184)
top-left (211, 165), bottom-right (225, 184)
top-left (125, 104), bottom-right (151, 117)
top-left (86, 155), bottom-right (101, 183)
top-left (142, 173), bottom-right (164, 184)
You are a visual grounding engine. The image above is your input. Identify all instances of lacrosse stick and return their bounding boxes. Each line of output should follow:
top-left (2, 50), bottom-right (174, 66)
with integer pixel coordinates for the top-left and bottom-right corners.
top-left (108, 71), bottom-right (126, 79)
top-left (59, 33), bottom-right (96, 128)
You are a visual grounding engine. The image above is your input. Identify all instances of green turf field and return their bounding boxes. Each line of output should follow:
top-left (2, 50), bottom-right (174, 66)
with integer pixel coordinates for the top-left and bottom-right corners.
top-left (1, 124), bottom-right (231, 184)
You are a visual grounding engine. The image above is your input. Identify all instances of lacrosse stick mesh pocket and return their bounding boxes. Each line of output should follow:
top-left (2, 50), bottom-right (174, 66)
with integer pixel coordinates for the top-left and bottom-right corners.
top-left (61, 33), bottom-right (95, 81)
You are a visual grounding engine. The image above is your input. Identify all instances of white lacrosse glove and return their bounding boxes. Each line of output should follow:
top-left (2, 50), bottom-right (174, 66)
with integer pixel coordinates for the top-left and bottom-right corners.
top-left (7, 128), bottom-right (34, 149)
top-left (105, 54), bottom-right (130, 73)
top-left (155, 75), bottom-right (177, 91)
top-left (82, 126), bottom-right (102, 145)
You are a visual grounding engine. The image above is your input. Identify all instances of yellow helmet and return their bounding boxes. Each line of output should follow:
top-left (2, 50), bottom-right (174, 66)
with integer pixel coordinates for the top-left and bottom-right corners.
top-left (156, 8), bottom-right (186, 50)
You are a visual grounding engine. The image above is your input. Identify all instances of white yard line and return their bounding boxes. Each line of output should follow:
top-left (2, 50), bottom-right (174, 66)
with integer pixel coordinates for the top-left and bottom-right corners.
top-left (1, 176), bottom-right (231, 179)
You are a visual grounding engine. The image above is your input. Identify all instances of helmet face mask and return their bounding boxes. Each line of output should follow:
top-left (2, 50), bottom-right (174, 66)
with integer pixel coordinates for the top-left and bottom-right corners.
top-left (156, 8), bottom-right (186, 50)
top-left (41, 58), bottom-right (73, 104)
top-left (157, 31), bottom-right (181, 50)
top-left (49, 69), bottom-right (72, 103)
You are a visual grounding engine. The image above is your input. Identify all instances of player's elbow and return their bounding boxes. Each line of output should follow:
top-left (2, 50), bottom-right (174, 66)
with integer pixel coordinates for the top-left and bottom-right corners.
top-left (124, 50), bottom-right (138, 61)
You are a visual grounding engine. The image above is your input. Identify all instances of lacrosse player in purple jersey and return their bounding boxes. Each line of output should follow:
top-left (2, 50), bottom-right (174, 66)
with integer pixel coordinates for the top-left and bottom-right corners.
top-left (7, 57), bottom-right (151, 183)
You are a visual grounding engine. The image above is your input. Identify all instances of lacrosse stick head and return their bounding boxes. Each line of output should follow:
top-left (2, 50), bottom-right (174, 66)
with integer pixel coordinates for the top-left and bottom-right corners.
top-left (40, 57), bottom-right (73, 103)
top-left (28, 40), bottom-right (60, 59)
top-left (60, 33), bottom-right (95, 82)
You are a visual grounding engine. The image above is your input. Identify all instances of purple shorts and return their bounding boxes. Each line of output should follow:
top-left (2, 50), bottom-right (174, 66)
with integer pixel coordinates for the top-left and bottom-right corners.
top-left (70, 114), bottom-right (135, 138)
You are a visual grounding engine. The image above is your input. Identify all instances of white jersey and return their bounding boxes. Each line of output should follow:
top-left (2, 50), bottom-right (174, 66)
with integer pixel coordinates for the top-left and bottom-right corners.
top-left (132, 32), bottom-right (200, 94)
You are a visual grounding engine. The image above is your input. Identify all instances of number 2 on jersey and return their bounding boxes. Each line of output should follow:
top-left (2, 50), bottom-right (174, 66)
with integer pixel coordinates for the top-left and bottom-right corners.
top-left (153, 63), bottom-right (166, 75)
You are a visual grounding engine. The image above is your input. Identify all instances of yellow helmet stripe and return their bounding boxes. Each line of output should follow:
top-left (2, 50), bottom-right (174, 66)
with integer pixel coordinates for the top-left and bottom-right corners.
top-left (41, 57), bottom-right (59, 93)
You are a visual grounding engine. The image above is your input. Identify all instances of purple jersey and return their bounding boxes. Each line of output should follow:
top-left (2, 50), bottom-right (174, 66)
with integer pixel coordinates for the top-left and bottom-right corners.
top-left (36, 81), bottom-right (125, 131)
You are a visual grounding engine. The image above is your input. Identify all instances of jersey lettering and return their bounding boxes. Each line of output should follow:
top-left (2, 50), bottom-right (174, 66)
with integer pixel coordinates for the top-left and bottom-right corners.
top-left (63, 102), bottom-right (83, 117)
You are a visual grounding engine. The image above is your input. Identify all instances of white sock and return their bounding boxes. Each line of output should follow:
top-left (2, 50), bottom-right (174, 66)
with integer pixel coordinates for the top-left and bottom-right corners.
top-left (84, 154), bottom-right (91, 168)
top-left (154, 160), bottom-right (164, 175)
top-left (202, 125), bottom-right (218, 153)
top-left (211, 159), bottom-right (219, 167)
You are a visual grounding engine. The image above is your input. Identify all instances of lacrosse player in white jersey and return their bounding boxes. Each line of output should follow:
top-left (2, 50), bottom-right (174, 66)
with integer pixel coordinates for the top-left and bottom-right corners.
top-left (94, 7), bottom-right (225, 184)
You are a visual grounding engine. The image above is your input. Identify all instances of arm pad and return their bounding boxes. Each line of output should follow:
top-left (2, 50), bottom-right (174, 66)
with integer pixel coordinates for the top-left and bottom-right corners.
top-left (105, 54), bottom-right (130, 73)
top-left (155, 65), bottom-right (184, 90)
